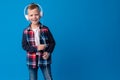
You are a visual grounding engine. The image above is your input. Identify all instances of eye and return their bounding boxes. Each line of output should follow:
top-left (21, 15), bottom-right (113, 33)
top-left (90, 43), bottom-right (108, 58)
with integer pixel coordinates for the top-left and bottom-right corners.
top-left (30, 14), bottom-right (33, 17)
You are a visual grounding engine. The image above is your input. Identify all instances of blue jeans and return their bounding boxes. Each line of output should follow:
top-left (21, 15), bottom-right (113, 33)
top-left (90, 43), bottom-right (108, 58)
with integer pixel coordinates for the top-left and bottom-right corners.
top-left (28, 64), bottom-right (53, 80)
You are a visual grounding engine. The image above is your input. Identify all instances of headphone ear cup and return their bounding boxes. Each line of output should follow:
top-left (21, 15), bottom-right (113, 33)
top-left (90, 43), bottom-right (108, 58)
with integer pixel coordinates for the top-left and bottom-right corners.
top-left (25, 15), bottom-right (29, 20)
top-left (40, 11), bottom-right (43, 17)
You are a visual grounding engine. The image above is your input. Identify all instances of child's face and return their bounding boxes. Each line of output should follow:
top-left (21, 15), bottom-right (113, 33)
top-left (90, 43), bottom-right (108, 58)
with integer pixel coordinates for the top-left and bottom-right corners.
top-left (28, 8), bottom-right (40, 25)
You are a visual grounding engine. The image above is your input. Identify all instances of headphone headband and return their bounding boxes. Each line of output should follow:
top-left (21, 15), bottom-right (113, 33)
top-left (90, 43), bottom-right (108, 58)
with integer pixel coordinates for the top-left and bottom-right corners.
top-left (24, 3), bottom-right (43, 20)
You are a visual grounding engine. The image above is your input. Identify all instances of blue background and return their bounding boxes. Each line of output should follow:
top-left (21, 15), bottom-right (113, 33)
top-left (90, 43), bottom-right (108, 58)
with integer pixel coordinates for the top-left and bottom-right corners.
top-left (0, 0), bottom-right (120, 80)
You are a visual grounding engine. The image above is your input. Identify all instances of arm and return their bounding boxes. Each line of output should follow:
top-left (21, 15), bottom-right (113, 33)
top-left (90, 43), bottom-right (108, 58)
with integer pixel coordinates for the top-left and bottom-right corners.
top-left (22, 31), bottom-right (38, 52)
top-left (45, 28), bottom-right (56, 54)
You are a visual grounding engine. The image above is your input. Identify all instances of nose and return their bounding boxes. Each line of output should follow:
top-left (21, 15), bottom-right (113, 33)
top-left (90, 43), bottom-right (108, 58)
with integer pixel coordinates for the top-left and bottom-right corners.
top-left (33, 15), bottom-right (36, 18)
top-left (32, 15), bottom-right (37, 20)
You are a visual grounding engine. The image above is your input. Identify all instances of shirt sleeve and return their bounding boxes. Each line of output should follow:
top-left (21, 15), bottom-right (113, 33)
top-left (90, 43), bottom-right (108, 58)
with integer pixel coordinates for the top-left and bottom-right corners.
top-left (22, 31), bottom-right (38, 52)
top-left (45, 27), bottom-right (56, 54)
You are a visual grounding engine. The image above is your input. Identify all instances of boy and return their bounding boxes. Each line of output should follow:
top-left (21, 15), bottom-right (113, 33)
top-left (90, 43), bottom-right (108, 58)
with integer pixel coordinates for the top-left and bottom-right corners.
top-left (22, 3), bottom-right (55, 80)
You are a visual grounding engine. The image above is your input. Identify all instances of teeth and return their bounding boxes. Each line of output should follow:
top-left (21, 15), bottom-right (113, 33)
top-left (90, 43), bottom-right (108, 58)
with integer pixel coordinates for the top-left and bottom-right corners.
top-left (33, 20), bottom-right (37, 21)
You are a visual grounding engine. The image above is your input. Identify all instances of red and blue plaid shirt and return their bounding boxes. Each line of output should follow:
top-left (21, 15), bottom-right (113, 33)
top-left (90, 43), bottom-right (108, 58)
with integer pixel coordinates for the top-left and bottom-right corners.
top-left (22, 23), bottom-right (55, 68)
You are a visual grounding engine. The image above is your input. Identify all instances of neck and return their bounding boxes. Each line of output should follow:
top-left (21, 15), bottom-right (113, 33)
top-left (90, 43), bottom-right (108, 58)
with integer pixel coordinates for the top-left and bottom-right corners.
top-left (31, 23), bottom-right (39, 29)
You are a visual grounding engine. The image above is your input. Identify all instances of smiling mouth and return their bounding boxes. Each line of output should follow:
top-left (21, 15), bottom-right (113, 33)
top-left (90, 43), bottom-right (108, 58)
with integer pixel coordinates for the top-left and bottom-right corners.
top-left (32, 20), bottom-right (38, 21)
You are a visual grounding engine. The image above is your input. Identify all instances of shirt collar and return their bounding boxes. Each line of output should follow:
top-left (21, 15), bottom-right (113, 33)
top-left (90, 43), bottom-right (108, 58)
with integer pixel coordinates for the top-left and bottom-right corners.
top-left (26, 22), bottom-right (42, 31)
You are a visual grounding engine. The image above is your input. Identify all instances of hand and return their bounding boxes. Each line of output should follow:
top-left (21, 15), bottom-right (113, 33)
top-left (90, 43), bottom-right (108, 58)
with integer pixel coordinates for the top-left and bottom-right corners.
top-left (42, 52), bottom-right (49, 60)
top-left (37, 45), bottom-right (46, 51)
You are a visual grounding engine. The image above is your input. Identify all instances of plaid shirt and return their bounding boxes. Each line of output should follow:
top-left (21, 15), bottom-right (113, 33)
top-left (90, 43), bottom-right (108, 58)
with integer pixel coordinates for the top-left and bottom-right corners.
top-left (22, 23), bottom-right (55, 68)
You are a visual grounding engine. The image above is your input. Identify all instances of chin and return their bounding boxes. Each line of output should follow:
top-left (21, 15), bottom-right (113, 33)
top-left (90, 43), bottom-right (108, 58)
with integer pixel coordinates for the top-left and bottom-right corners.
top-left (32, 21), bottom-right (39, 25)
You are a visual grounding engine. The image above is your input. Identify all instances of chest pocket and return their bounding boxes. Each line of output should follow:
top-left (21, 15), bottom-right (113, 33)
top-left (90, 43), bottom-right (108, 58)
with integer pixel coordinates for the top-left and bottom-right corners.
top-left (26, 30), bottom-right (36, 46)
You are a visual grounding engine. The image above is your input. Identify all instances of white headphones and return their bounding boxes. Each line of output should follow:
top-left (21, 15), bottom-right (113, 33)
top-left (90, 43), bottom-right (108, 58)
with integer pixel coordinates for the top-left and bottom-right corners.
top-left (24, 3), bottom-right (43, 21)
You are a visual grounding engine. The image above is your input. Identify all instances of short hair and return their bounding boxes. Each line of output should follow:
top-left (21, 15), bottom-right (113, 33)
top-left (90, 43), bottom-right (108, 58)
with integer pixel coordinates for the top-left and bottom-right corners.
top-left (27, 3), bottom-right (41, 11)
